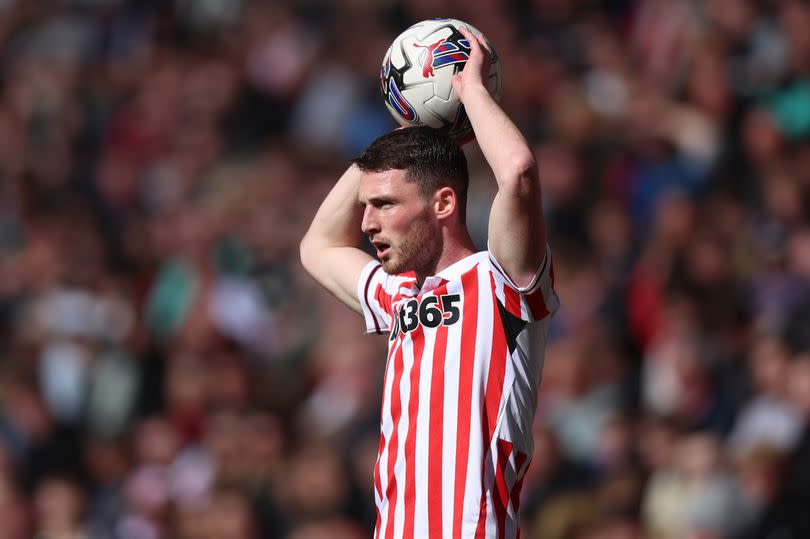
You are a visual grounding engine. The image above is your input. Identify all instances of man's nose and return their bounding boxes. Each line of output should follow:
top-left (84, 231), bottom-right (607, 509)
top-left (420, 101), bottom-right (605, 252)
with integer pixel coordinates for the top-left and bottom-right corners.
top-left (361, 206), bottom-right (379, 235)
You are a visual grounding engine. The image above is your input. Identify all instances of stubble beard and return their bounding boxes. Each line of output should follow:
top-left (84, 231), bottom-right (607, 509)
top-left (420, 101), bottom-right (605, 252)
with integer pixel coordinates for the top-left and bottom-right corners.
top-left (381, 218), bottom-right (440, 276)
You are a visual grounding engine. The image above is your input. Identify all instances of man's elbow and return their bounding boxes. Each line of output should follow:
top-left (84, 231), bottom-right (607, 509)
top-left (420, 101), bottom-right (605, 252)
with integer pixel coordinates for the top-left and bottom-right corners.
top-left (512, 151), bottom-right (537, 177)
top-left (503, 154), bottom-right (539, 196)
top-left (299, 235), bottom-right (318, 276)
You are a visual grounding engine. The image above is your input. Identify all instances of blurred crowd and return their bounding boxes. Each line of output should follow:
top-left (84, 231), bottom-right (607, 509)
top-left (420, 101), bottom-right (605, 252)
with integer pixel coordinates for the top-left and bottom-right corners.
top-left (0, 0), bottom-right (810, 538)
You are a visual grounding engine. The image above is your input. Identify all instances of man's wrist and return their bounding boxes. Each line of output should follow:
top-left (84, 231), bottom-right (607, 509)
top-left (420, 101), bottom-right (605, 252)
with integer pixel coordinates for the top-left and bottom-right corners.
top-left (463, 85), bottom-right (492, 101)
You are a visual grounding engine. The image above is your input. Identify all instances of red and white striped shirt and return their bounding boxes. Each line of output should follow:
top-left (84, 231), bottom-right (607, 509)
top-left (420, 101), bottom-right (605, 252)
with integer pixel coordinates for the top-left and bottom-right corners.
top-left (357, 247), bottom-right (558, 539)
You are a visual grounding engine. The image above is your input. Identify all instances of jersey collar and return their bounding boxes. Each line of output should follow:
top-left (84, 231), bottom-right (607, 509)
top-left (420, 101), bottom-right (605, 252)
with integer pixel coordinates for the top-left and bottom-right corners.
top-left (418, 251), bottom-right (487, 293)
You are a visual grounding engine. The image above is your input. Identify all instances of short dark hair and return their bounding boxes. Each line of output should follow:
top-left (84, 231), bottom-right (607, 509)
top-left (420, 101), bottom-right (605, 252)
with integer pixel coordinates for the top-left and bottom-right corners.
top-left (351, 127), bottom-right (469, 220)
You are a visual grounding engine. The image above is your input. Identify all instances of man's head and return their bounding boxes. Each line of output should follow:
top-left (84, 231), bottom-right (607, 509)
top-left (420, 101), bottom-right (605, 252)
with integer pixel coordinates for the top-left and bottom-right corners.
top-left (352, 127), bottom-right (469, 275)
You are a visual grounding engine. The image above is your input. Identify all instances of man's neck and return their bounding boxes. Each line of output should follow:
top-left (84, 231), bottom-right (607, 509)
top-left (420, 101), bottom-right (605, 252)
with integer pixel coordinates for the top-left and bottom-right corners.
top-left (415, 230), bottom-right (476, 286)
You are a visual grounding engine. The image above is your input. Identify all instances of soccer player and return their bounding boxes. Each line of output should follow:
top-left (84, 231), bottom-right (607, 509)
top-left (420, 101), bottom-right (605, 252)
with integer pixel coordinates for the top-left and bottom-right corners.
top-left (300, 26), bottom-right (558, 539)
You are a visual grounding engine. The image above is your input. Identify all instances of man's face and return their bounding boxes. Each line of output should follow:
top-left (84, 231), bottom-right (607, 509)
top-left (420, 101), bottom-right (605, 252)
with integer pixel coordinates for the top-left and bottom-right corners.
top-left (358, 169), bottom-right (439, 275)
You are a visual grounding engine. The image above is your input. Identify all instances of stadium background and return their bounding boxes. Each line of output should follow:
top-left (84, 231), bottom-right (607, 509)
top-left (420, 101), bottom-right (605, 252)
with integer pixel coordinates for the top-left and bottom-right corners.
top-left (0, 0), bottom-right (809, 537)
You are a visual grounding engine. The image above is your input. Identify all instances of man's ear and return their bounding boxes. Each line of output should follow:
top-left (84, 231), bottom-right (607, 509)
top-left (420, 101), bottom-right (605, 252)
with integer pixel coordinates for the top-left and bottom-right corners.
top-left (434, 187), bottom-right (456, 220)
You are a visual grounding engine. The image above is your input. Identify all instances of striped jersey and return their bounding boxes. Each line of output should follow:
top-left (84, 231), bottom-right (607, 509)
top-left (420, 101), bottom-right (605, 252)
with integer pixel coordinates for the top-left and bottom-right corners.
top-left (357, 247), bottom-right (559, 539)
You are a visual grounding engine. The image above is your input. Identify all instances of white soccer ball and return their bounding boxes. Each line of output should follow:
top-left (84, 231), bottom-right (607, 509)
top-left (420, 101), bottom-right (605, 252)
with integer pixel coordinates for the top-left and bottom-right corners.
top-left (380, 18), bottom-right (502, 140)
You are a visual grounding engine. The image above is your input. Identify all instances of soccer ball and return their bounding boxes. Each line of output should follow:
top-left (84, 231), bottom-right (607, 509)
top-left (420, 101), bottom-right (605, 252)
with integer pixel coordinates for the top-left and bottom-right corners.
top-left (380, 18), bottom-right (502, 140)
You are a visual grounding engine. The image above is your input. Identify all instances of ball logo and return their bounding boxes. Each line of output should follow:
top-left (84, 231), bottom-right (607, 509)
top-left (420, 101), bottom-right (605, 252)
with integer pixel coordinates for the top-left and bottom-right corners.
top-left (413, 37), bottom-right (471, 79)
top-left (413, 38), bottom-right (446, 78)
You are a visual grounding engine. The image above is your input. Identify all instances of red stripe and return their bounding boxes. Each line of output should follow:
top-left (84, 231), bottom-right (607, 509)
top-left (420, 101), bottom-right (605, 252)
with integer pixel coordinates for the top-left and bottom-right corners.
top-left (427, 317), bottom-right (450, 534)
top-left (452, 268), bottom-right (479, 538)
top-left (493, 439), bottom-right (513, 539)
top-left (402, 324), bottom-right (427, 539)
top-left (474, 501), bottom-right (487, 537)
top-left (475, 274), bottom-right (511, 534)
top-left (374, 281), bottom-right (391, 312)
top-left (503, 284), bottom-right (522, 319)
top-left (374, 340), bottom-right (400, 537)
top-left (525, 289), bottom-right (549, 321)
top-left (510, 450), bottom-right (529, 517)
top-left (485, 274), bottom-right (510, 445)
top-left (384, 342), bottom-right (406, 539)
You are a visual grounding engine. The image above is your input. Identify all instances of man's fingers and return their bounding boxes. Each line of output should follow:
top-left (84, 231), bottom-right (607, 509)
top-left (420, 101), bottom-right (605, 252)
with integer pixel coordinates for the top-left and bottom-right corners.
top-left (459, 26), bottom-right (491, 67)
top-left (478, 34), bottom-right (491, 56)
top-left (459, 26), bottom-right (480, 55)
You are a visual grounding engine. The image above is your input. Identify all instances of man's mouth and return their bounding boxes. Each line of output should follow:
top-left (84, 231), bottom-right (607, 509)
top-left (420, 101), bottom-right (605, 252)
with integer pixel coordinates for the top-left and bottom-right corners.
top-left (372, 240), bottom-right (391, 259)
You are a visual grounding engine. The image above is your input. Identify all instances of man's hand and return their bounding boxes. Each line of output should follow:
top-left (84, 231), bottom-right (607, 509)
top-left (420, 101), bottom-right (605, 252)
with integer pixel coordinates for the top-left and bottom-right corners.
top-left (451, 26), bottom-right (493, 104)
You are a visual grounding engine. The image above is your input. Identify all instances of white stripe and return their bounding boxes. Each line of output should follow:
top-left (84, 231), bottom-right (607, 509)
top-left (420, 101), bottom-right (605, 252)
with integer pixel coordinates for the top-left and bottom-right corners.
top-left (441, 288), bottom-right (462, 539)
top-left (502, 339), bottom-right (533, 455)
top-left (392, 334), bottom-right (414, 539)
top-left (504, 448), bottom-right (518, 539)
top-left (357, 261), bottom-right (383, 333)
top-left (482, 448), bottom-right (497, 538)
top-left (492, 272), bottom-right (506, 308)
top-left (413, 327), bottom-right (436, 535)
top-left (519, 287), bottom-right (530, 321)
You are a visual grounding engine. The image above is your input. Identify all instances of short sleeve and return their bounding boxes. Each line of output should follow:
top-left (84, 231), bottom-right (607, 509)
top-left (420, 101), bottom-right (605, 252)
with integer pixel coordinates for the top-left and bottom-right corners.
top-left (356, 260), bottom-right (393, 334)
top-left (488, 245), bottom-right (559, 323)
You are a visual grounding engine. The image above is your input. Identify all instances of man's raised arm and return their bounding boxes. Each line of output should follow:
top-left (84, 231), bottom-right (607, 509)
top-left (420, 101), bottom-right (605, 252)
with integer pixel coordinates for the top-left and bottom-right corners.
top-left (453, 27), bottom-right (547, 289)
top-left (300, 164), bottom-right (374, 312)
